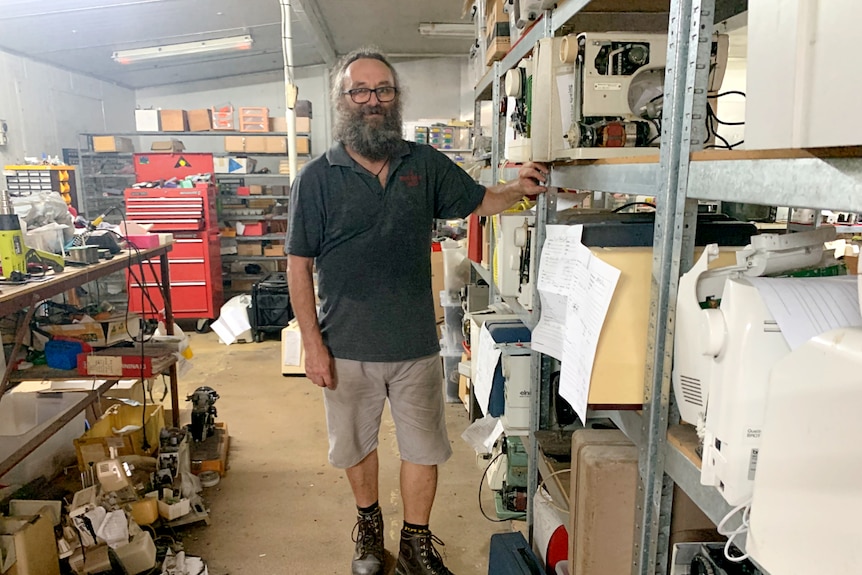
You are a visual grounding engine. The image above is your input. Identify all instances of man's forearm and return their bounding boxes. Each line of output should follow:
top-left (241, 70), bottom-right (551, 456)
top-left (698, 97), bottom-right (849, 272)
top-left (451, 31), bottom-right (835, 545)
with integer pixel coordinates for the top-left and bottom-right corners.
top-left (287, 255), bottom-right (325, 350)
top-left (473, 162), bottom-right (549, 217)
top-left (474, 181), bottom-right (525, 216)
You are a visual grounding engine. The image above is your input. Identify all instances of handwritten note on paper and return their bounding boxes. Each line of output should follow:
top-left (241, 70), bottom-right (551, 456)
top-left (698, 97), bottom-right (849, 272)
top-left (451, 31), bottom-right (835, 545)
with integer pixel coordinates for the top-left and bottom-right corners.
top-left (532, 225), bottom-right (583, 359)
top-left (748, 275), bottom-right (862, 350)
top-left (473, 323), bottom-right (502, 417)
top-left (559, 244), bottom-right (621, 424)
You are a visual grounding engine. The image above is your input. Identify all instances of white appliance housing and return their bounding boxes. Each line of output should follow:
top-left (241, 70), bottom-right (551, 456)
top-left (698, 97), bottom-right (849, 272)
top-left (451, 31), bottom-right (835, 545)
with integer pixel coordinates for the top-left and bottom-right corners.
top-left (579, 32), bottom-right (667, 118)
top-left (698, 276), bottom-right (790, 506)
top-left (494, 213), bottom-right (535, 301)
top-left (747, 327), bottom-right (862, 574)
top-left (747, 0), bottom-right (862, 148)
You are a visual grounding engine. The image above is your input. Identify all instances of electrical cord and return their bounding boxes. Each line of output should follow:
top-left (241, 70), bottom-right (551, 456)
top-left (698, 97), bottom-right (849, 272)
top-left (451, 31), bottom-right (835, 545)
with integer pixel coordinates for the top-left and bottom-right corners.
top-left (478, 452), bottom-right (510, 522)
top-left (536, 469), bottom-right (571, 515)
top-left (612, 201), bottom-right (656, 213)
top-left (716, 498), bottom-right (752, 563)
top-left (704, 91), bottom-right (746, 149)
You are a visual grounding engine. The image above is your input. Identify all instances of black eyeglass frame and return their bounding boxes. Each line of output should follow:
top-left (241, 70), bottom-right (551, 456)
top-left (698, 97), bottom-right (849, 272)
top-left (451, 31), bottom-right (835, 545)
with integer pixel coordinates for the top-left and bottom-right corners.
top-left (342, 86), bottom-right (399, 104)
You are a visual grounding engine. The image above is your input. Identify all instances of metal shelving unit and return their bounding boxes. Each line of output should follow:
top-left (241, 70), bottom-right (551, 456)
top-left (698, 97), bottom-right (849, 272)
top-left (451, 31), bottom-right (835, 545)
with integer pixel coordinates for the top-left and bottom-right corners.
top-left (470, 1), bottom-right (782, 573)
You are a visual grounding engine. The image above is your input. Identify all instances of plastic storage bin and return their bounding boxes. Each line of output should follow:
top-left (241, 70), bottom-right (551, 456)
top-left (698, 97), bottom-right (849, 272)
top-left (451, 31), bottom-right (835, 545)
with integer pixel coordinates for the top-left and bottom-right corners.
top-left (0, 391), bottom-right (87, 485)
top-left (440, 351), bottom-right (461, 403)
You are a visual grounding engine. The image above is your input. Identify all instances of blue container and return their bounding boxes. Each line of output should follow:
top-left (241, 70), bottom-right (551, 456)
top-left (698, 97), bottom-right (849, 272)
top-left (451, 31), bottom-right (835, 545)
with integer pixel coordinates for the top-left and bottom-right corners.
top-left (44, 340), bottom-right (84, 370)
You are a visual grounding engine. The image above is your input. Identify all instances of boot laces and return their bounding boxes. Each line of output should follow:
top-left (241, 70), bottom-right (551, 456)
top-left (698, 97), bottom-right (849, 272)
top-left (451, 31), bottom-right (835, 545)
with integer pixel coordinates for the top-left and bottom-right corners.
top-left (418, 533), bottom-right (452, 574)
top-left (352, 511), bottom-right (383, 554)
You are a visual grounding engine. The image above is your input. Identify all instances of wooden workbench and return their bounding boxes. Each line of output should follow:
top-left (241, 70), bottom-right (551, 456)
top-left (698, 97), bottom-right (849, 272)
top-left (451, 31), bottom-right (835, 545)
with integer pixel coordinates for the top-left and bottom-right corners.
top-left (0, 243), bottom-right (181, 478)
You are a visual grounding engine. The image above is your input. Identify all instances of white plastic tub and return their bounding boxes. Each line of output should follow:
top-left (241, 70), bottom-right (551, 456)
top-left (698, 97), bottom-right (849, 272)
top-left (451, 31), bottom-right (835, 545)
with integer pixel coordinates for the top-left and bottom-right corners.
top-left (0, 391), bottom-right (87, 486)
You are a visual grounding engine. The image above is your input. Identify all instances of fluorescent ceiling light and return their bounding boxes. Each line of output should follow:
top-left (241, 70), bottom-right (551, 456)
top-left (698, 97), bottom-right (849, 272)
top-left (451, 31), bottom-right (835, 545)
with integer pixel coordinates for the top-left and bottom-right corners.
top-left (113, 35), bottom-right (253, 65)
top-left (418, 23), bottom-right (474, 38)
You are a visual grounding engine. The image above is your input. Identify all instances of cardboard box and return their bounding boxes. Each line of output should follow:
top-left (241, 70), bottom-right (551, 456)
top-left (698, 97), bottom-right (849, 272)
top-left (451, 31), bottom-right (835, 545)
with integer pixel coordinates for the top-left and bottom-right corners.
top-left (92, 136), bottom-right (134, 153)
top-left (296, 116), bottom-right (311, 133)
top-left (249, 184), bottom-right (264, 195)
top-left (214, 156), bottom-right (257, 174)
top-left (247, 198), bottom-right (275, 209)
top-left (0, 510), bottom-right (60, 575)
top-left (224, 136), bottom-right (246, 153)
top-left (281, 320), bottom-right (305, 376)
top-left (135, 109), bottom-right (160, 132)
top-left (237, 242), bottom-right (263, 256)
top-left (431, 250), bottom-right (445, 323)
top-left (159, 109), bottom-right (188, 132)
top-left (264, 244), bottom-right (284, 257)
top-left (150, 139), bottom-right (185, 152)
top-left (74, 403), bottom-right (164, 470)
top-left (295, 136), bottom-right (311, 155)
top-left (231, 280), bottom-right (255, 292)
top-left (76, 343), bottom-right (175, 378)
top-left (296, 100), bottom-right (313, 118)
top-left (265, 137), bottom-right (288, 154)
top-left (187, 109), bottom-right (213, 131)
top-left (485, 0), bottom-right (506, 20)
top-left (39, 314), bottom-right (140, 348)
top-left (244, 136), bottom-right (268, 153)
top-left (485, 37), bottom-right (511, 65)
top-left (269, 117), bottom-right (287, 132)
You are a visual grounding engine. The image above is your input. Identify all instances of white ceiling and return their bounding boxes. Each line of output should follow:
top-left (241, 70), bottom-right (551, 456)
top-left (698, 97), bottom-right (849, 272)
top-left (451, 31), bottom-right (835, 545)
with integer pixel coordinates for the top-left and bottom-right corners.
top-left (0, 0), bottom-right (474, 89)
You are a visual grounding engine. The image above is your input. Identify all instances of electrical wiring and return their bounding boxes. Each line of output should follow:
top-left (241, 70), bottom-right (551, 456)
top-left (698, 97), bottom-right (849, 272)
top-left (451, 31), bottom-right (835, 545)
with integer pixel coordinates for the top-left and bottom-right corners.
top-left (536, 468), bottom-right (571, 514)
top-left (716, 498), bottom-right (752, 563)
top-left (704, 91), bottom-right (746, 149)
top-left (478, 452), bottom-right (510, 522)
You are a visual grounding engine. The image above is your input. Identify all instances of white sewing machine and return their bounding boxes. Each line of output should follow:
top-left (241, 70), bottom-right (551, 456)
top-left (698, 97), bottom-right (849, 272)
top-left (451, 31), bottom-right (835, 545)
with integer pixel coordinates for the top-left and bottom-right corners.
top-left (747, 321), bottom-right (862, 574)
top-left (672, 226), bottom-right (838, 505)
top-left (532, 32), bottom-right (727, 161)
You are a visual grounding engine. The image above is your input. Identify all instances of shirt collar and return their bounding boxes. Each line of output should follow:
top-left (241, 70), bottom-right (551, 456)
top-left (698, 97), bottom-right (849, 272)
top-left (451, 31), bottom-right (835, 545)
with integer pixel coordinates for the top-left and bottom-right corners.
top-left (326, 140), bottom-right (411, 170)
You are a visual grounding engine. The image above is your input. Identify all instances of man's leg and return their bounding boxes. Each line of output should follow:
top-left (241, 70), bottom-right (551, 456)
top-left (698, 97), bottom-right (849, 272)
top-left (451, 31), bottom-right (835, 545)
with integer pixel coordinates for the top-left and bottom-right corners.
top-left (400, 460), bottom-right (436, 524)
top-left (324, 359), bottom-right (388, 575)
top-left (346, 449), bottom-right (379, 507)
top-left (387, 355), bottom-right (455, 574)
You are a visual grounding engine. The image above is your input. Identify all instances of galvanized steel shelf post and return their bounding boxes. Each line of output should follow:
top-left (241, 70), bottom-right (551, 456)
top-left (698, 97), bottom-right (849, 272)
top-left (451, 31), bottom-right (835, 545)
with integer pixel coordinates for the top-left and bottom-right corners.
top-left (633, 0), bottom-right (716, 573)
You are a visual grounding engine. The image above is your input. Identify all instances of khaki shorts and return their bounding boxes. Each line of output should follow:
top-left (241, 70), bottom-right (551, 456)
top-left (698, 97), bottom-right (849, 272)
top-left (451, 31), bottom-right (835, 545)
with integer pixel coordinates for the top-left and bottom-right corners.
top-left (323, 354), bottom-right (452, 469)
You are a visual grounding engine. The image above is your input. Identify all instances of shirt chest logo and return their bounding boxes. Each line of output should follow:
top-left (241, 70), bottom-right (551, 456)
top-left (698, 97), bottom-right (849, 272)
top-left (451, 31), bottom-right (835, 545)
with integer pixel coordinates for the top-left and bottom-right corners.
top-left (399, 170), bottom-right (421, 188)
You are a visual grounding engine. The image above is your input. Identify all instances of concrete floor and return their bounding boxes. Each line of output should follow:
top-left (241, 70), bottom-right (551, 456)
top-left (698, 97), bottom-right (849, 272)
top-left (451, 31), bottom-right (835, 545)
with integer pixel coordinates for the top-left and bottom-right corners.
top-left (174, 329), bottom-right (514, 575)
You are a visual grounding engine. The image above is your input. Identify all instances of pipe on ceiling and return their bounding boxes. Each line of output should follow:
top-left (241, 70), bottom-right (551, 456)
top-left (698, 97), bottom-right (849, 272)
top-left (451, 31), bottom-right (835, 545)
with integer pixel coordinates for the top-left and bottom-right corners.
top-left (280, 0), bottom-right (299, 183)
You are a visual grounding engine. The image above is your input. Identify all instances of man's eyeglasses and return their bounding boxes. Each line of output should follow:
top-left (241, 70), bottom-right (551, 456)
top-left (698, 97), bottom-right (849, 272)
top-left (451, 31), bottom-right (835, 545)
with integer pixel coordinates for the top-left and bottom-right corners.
top-left (342, 86), bottom-right (398, 104)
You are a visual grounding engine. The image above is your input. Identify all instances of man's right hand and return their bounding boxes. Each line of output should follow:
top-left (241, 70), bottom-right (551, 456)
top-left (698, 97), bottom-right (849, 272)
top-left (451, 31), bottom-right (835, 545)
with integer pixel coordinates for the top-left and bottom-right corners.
top-left (305, 343), bottom-right (337, 389)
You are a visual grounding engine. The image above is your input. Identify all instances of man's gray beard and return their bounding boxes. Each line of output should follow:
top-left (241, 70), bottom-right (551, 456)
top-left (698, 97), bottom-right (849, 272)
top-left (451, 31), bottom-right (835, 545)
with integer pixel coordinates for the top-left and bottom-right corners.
top-left (334, 101), bottom-right (403, 161)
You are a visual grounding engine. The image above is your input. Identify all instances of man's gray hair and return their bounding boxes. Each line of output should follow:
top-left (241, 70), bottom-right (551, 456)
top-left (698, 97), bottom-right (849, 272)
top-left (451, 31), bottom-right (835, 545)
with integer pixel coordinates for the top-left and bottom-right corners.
top-left (329, 47), bottom-right (400, 106)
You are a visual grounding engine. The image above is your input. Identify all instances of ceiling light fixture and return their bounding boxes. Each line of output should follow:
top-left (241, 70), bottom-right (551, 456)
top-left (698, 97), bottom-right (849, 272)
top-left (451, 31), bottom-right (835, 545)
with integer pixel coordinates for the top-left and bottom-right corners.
top-left (112, 35), bottom-right (253, 65)
top-left (418, 23), bottom-right (475, 38)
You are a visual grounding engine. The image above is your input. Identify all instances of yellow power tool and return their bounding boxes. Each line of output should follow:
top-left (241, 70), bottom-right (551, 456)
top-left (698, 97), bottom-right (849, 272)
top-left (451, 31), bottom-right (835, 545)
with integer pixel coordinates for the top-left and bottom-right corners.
top-left (0, 188), bottom-right (64, 282)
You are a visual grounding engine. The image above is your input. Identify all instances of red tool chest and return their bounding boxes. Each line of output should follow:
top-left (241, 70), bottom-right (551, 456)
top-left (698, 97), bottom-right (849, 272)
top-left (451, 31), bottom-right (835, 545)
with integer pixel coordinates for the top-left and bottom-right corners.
top-left (133, 153), bottom-right (214, 183)
top-left (124, 184), bottom-right (223, 321)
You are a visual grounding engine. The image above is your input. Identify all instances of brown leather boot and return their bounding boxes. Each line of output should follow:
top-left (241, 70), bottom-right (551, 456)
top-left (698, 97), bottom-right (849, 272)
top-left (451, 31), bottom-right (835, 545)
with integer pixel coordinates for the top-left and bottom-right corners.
top-left (351, 507), bottom-right (384, 575)
top-left (395, 530), bottom-right (454, 575)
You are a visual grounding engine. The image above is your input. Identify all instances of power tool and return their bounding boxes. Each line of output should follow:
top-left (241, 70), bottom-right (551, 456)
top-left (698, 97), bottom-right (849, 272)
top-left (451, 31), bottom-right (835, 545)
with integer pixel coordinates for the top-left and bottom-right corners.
top-left (0, 188), bottom-right (65, 281)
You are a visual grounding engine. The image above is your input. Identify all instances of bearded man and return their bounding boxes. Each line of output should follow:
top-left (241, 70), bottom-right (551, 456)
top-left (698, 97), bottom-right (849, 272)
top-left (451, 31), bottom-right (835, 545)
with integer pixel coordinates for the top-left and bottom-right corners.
top-left (286, 47), bottom-right (547, 575)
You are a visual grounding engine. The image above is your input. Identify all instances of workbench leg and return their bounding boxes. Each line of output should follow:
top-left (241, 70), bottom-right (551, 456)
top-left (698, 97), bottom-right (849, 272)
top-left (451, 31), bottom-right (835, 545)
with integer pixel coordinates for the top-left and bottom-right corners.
top-left (159, 252), bottom-right (180, 428)
top-left (0, 295), bottom-right (39, 397)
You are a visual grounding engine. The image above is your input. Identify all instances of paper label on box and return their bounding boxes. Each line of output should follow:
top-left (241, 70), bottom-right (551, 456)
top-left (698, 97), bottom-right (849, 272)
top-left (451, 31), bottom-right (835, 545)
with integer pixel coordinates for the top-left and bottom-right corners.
top-left (87, 355), bottom-right (123, 376)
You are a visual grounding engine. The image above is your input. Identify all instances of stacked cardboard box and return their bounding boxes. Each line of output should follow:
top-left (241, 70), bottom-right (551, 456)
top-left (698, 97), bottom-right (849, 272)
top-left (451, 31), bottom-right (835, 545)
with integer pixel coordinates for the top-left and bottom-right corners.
top-left (485, 0), bottom-right (511, 65)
